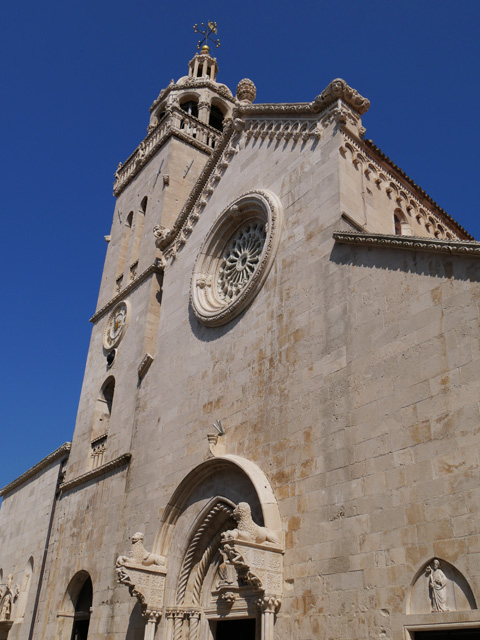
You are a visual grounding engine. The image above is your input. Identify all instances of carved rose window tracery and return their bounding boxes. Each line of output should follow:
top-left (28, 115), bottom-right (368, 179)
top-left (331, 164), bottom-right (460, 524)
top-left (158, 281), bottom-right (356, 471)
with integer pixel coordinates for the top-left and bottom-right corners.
top-left (191, 190), bottom-right (283, 327)
top-left (217, 222), bottom-right (266, 302)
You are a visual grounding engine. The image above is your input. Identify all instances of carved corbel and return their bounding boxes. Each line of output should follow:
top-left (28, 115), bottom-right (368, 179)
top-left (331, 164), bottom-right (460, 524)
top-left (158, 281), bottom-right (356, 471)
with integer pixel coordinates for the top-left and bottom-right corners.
top-left (116, 533), bottom-right (167, 616)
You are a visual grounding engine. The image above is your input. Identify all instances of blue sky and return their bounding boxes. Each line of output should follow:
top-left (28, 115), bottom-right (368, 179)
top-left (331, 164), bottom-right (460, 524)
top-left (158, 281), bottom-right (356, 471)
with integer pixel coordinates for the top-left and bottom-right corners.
top-left (1, 0), bottom-right (479, 489)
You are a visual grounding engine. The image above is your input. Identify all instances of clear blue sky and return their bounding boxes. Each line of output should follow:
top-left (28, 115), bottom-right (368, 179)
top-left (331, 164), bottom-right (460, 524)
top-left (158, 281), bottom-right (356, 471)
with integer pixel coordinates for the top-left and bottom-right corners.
top-left (1, 0), bottom-right (479, 489)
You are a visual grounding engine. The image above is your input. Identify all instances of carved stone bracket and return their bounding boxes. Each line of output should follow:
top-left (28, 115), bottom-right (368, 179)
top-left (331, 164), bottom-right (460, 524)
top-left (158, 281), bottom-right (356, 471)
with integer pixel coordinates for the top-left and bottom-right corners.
top-left (116, 534), bottom-right (167, 613)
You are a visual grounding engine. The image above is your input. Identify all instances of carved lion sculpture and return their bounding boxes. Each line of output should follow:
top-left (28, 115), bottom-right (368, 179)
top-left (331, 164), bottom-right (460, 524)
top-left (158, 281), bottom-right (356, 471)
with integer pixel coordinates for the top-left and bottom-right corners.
top-left (222, 502), bottom-right (279, 545)
top-left (116, 532), bottom-right (165, 567)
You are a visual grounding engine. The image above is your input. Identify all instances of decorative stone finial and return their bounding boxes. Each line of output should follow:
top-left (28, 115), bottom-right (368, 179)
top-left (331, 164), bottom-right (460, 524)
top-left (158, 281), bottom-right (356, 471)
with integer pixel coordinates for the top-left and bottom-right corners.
top-left (236, 78), bottom-right (256, 103)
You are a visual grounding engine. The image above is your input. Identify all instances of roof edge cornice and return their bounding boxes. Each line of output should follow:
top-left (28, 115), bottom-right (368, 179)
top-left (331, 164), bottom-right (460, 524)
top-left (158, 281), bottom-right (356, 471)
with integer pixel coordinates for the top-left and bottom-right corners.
top-left (0, 442), bottom-right (71, 497)
top-left (333, 231), bottom-right (480, 256)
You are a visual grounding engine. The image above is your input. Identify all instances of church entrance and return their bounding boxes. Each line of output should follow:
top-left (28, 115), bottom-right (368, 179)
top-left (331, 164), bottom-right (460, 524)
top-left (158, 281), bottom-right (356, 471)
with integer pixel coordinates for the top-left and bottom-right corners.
top-left (415, 630), bottom-right (480, 639)
top-left (213, 618), bottom-right (256, 640)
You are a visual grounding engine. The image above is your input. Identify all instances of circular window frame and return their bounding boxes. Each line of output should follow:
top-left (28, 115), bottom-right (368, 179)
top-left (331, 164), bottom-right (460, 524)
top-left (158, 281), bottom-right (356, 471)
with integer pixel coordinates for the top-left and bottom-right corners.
top-left (103, 300), bottom-right (130, 350)
top-left (191, 190), bottom-right (283, 327)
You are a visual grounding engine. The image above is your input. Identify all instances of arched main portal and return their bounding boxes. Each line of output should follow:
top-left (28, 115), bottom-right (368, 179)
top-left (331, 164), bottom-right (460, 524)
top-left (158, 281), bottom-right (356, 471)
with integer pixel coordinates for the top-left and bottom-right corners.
top-left (116, 456), bottom-right (283, 640)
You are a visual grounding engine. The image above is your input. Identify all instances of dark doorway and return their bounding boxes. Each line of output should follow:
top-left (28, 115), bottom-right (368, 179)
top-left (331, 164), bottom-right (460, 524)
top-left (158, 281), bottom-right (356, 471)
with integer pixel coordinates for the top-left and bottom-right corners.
top-left (70, 577), bottom-right (92, 640)
top-left (214, 618), bottom-right (256, 640)
top-left (415, 630), bottom-right (480, 640)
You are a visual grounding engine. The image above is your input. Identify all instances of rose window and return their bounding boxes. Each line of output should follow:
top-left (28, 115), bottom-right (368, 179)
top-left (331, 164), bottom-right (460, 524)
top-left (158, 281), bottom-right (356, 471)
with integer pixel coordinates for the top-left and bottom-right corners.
top-left (217, 223), bottom-right (266, 302)
top-left (191, 190), bottom-right (283, 327)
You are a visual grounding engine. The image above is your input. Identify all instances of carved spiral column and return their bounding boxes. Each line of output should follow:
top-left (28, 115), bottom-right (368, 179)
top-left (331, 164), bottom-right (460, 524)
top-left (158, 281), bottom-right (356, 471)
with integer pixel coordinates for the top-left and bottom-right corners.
top-left (187, 610), bottom-right (200, 640)
top-left (173, 610), bottom-right (184, 640)
top-left (258, 596), bottom-right (281, 640)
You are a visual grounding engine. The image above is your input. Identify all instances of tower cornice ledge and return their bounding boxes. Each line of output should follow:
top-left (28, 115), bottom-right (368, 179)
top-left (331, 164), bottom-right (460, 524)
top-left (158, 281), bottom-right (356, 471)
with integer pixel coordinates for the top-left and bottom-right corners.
top-left (333, 231), bottom-right (480, 256)
top-left (90, 260), bottom-right (164, 324)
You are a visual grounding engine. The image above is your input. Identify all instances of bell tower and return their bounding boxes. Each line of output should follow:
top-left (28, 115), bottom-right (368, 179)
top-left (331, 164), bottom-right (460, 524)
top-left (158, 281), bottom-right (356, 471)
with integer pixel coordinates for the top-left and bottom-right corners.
top-left (63, 31), bottom-right (235, 481)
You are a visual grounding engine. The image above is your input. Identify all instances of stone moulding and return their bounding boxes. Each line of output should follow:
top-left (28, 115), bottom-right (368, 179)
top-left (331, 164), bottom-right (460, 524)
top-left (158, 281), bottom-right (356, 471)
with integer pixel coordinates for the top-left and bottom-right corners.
top-left (0, 442), bottom-right (71, 497)
top-left (333, 231), bottom-right (480, 256)
top-left (90, 262), bottom-right (163, 324)
top-left (191, 190), bottom-right (283, 327)
top-left (59, 452), bottom-right (131, 493)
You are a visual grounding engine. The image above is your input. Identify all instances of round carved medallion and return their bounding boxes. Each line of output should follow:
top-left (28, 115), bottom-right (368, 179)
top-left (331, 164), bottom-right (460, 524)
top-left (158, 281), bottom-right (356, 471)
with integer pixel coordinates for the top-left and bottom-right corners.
top-left (191, 190), bottom-right (283, 327)
top-left (103, 301), bottom-right (130, 350)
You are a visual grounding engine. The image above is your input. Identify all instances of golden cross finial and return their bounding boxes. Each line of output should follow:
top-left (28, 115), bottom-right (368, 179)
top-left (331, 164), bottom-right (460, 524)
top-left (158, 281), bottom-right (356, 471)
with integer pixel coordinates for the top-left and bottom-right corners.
top-left (193, 21), bottom-right (220, 52)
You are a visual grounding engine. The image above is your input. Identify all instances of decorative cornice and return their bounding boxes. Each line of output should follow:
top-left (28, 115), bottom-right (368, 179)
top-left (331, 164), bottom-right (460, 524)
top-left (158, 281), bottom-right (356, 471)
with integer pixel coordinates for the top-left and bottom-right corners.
top-left (0, 443), bottom-right (71, 497)
top-left (333, 231), bottom-right (480, 256)
top-left (363, 138), bottom-right (473, 240)
top-left (150, 77), bottom-right (234, 113)
top-left (59, 453), bottom-right (132, 493)
top-left (90, 261), bottom-right (163, 324)
top-left (236, 78), bottom-right (369, 117)
top-left (340, 131), bottom-right (473, 241)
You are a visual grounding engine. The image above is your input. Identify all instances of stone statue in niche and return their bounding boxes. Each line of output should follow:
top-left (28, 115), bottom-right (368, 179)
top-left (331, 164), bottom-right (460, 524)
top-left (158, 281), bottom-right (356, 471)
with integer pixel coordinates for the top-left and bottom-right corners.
top-left (426, 559), bottom-right (449, 612)
top-left (116, 532), bottom-right (165, 568)
top-left (217, 546), bottom-right (238, 588)
top-left (0, 574), bottom-right (19, 621)
top-left (221, 503), bottom-right (280, 545)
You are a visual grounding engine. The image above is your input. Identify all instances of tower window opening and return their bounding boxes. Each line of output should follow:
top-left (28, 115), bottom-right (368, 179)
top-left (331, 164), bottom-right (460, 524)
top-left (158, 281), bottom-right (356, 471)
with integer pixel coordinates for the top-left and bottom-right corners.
top-left (180, 100), bottom-right (198, 118)
top-left (209, 104), bottom-right (224, 131)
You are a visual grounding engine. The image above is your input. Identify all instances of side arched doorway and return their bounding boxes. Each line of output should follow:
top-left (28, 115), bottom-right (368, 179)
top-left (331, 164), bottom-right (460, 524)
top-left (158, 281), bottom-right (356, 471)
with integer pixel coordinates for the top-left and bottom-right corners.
top-left (56, 571), bottom-right (92, 640)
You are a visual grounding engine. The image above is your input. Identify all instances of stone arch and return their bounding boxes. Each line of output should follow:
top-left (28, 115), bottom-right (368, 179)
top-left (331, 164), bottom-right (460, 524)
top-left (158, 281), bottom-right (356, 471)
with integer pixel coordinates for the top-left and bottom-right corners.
top-left (154, 455), bottom-right (281, 558)
top-left (56, 570), bottom-right (93, 640)
top-left (407, 557), bottom-right (477, 615)
top-left (152, 456), bottom-right (282, 640)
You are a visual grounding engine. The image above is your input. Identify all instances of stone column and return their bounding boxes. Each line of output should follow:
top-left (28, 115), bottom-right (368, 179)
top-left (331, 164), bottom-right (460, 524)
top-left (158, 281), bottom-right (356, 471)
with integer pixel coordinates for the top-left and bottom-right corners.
top-left (258, 596), bottom-right (280, 640)
top-left (173, 610), bottom-right (184, 640)
top-left (188, 610), bottom-right (200, 640)
top-left (144, 611), bottom-right (161, 640)
top-left (164, 609), bottom-right (176, 640)
top-left (193, 57), bottom-right (199, 77)
top-left (202, 58), bottom-right (208, 77)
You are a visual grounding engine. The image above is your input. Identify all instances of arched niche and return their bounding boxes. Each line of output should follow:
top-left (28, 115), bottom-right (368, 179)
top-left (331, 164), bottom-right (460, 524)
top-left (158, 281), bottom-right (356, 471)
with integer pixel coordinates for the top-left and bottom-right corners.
top-left (56, 571), bottom-right (93, 640)
top-left (407, 558), bottom-right (477, 615)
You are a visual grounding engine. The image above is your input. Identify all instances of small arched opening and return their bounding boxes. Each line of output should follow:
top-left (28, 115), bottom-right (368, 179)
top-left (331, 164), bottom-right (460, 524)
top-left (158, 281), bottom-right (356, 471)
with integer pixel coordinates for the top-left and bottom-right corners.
top-left (209, 104), bottom-right (225, 132)
top-left (180, 99), bottom-right (198, 119)
top-left (57, 571), bottom-right (93, 640)
top-left (90, 377), bottom-right (115, 468)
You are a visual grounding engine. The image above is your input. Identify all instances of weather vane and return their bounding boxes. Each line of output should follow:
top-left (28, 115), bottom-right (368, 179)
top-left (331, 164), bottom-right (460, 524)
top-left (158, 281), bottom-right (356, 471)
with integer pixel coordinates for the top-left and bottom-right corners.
top-left (193, 21), bottom-right (220, 52)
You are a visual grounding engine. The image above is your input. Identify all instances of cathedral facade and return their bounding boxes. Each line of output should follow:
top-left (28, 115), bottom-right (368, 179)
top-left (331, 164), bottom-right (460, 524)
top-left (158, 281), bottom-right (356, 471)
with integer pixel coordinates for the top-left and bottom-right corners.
top-left (1, 44), bottom-right (480, 640)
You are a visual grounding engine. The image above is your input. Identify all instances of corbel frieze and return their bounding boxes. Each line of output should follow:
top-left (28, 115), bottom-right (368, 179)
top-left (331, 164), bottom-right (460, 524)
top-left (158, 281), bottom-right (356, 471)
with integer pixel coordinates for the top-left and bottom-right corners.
top-left (339, 130), bottom-right (469, 240)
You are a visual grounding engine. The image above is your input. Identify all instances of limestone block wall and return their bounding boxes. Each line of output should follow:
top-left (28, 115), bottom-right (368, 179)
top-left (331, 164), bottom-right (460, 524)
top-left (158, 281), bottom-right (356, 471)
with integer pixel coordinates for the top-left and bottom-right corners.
top-left (0, 449), bottom-right (67, 640)
top-left (30, 108), bottom-right (480, 640)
